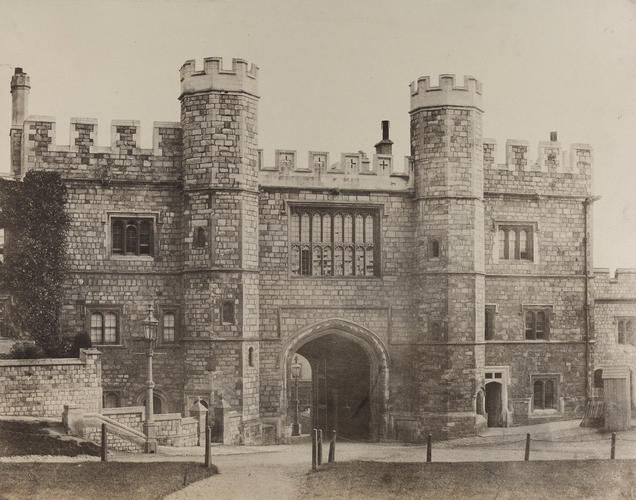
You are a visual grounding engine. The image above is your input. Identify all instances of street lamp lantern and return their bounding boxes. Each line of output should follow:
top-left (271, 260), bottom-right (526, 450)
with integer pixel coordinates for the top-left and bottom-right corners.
top-left (143, 303), bottom-right (158, 344)
top-left (142, 303), bottom-right (158, 453)
top-left (291, 356), bottom-right (302, 436)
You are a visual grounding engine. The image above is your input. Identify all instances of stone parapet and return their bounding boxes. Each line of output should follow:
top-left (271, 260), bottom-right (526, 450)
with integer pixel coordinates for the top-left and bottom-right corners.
top-left (410, 74), bottom-right (482, 111)
top-left (180, 57), bottom-right (258, 98)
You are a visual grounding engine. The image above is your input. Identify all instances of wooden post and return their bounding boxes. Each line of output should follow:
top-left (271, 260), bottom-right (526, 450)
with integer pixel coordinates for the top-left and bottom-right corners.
top-left (426, 433), bottom-right (432, 463)
top-left (317, 429), bottom-right (323, 465)
top-left (611, 432), bottom-right (616, 459)
top-left (524, 433), bottom-right (531, 461)
top-left (328, 429), bottom-right (336, 463)
top-left (101, 423), bottom-right (108, 462)
top-left (312, 429), bottom-right (317, 471)
top-left (204, 425), bottom-right (212, 468)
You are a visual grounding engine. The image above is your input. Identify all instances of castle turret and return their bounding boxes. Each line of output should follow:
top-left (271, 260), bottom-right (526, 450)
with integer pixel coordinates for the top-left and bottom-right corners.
top-left (179, 57), bottom-right (261, 443)
top-left (410, 74), bottom-right (485, 437)
top-left (10, 68), bottom-right (30, 178)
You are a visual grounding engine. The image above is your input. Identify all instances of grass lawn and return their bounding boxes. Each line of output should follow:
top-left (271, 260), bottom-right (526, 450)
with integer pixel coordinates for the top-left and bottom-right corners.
top-left (0, 462), bottom-right (217, 500)
top-left (304, 460), bottom-right (636, 499)
top-left (0, 420), bottom-right (100, 457)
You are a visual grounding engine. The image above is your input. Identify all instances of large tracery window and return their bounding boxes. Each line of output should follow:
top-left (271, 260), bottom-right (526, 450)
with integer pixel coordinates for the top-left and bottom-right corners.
top-left (290, 206), bottom-right (380, 277)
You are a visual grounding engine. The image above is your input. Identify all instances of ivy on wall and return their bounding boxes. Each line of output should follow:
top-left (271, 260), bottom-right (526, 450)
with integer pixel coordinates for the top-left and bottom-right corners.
top-left (0, 171), bottom-right (72, 356)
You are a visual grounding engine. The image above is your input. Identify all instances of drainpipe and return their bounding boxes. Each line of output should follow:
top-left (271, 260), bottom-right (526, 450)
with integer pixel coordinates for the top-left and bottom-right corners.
top-left (583, 196), bottom-right (601, 400)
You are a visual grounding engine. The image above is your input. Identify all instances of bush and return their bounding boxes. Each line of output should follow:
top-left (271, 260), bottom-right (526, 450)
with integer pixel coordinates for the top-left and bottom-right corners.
top-left (8, 341), bottom-right (45, 359)
top-left (70, 332), bottom-right (92, 357)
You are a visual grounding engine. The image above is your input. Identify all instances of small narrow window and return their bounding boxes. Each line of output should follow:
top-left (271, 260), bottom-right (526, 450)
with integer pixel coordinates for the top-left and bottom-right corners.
top-left (525, 311), bottom-right (535, 340)
top-left (112, 221), bottom-right (124, 254)
top-left (126, 224), bottom-right (138, 254)
top-left (533, 380), bottom-right (544, 409)
top-left (430, 239), bottom-right (440, 258)
top-left (248, 347), bottom-right (254, 367)
top-left (593, 369), bottom-right (604, 389)
top-left (194, 227), bottom-right (207, 248)
top-left (90, 312), bottom-right (103, 345)
top-left (139, 220), bottom-right (152, 255)
top-left (221, 300), bottom-right (235, 325)
top-left (485, 306), bottom-right (496, 341)
top-left (163, 312), bottom-right (176, 342)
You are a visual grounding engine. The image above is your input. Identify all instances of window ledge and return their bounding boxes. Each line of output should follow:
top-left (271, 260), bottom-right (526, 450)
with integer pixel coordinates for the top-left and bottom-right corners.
top-left (93, 344), bottom-right (125, 348)
top-left (531, 409), bottom-right (560, 416)
top-left (110, 255), bottom-right (155, 261)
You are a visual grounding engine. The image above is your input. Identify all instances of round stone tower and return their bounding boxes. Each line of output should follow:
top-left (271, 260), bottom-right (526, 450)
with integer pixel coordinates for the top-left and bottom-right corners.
top-left (410, 74), bottom-right (486, 438)
top-left (179, 57), bottom-right (261, 444)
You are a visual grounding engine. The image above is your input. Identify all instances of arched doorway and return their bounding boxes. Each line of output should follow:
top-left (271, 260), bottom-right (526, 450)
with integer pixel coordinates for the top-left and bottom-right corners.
top-left (485, 382), bottom-right (503, 427)
top-left (282, 319), bottom-right (389, 442)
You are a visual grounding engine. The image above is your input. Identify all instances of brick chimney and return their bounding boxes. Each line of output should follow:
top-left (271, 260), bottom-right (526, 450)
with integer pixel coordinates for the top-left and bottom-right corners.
top-left (374, 120), bottom-right (393, 155)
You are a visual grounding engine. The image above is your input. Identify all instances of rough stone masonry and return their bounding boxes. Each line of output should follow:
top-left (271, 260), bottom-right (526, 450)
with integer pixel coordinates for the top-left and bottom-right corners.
top-left (3, 58), bottom-right (635, 443)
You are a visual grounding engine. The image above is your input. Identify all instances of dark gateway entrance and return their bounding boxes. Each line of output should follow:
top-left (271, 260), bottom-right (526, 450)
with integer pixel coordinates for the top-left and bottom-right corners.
top-left (296, 334), bottom-right (371, 441)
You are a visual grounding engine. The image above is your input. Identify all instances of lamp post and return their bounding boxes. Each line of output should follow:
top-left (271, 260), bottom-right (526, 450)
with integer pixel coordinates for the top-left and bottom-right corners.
top-left (291, 356), bottom-right (302, 436)
top-left (142, 303), bottom-right (158, 453)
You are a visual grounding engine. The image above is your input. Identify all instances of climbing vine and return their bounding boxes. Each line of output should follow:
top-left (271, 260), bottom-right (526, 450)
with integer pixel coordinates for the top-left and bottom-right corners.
top-left (0, 171), bottom-right (71, 356)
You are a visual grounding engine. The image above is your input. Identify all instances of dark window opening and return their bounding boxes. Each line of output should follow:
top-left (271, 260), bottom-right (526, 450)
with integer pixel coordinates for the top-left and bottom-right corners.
top-left (194, 227), bottom-right (207, 248)
top-left (498, 225), bottom-right (534, 261)
top-left (162, 311), bottom-right (176, 342)
top-left (90, 311), bottom-right (118, 344)
top-left (112, 217), bottom-right (154, 256)
top-left (221, 300), bottom-right (235, 325)
top-left (485, 305), bottom-right (496, 341)
top-left (525, 308), bottom-right (550, 340)
top-left (248, 347), bottom-right (254, 367)
top-left (594, 369), bottom-right (604, 389)
top-left (533, 378), bottom-right (557, 410)
top-left (430, 239), bottom-right (440, 258)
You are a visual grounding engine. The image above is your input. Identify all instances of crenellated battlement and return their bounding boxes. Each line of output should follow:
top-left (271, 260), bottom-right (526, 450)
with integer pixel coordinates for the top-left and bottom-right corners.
top-left (483, 136), bottom-right (592, 197)
top-left (19, 115), bottom-right (182, 181)
top-left (410, 74), bottom-right (482, 111)
top-left (179, 57), bottom-right (259, 98)
top-left (258, 149), bottom-right (413, 191)
top-left (482, 138), bottom-right (592, 174)
top-left (593, 268), bottom-right (636, 299)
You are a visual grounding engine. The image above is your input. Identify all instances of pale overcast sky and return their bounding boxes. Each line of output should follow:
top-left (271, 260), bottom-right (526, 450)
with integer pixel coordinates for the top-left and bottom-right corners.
top-left (1, 0), bottom-right (635, 270)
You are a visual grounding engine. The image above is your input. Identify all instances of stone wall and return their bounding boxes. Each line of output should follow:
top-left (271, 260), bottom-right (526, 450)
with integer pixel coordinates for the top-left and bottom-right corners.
top-left (0, 349), bottom-right (102, 417)
top-left (592, 269), bottom-right (636, 407)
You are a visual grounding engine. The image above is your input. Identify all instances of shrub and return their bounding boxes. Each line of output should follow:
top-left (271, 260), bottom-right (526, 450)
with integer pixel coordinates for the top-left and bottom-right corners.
top-left (8, 341), bottom-right (45, 359)
top-left (70, 332), bottom-right (92, 357)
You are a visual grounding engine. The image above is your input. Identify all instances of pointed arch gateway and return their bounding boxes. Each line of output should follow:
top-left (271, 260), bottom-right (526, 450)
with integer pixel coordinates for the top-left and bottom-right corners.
top-left (281, 318), bottom-right (390, 441)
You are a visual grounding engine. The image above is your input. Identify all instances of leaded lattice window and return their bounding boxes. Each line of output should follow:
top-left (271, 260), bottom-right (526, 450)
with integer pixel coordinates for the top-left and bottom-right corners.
top-left (290, 206), bottom-right (379, 277)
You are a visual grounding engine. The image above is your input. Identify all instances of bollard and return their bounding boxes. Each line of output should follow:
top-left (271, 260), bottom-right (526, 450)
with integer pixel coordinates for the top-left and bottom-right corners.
top-left (204, 425), bottom-right (212, 468)
top-left (317, 429), bottom-right (323, 465)
top-left (524, 433), bottom-right (531, 461)
top-left (312, 429), bottom-right (317, 471)
top-left (426, 433), bottom-right (432, 463)
top-left (611, 432), bottom-right (616, 459)
top-left (101, 423), bottom-right (108, 462)
top-left (328, 429), bottom-right (336, 463)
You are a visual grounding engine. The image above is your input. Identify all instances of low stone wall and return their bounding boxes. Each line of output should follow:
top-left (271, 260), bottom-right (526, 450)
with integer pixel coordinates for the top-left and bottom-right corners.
top-left (0, 349), bottom-right (102, 417)
top-left (79, 406), bottom-right (200, 451)
top-left (156, 413), bottom-right (198, 447)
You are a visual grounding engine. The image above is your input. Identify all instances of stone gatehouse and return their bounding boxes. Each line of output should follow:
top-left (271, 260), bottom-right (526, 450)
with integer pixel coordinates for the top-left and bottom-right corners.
top-left (3, 58), bottom-right (634, 443)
